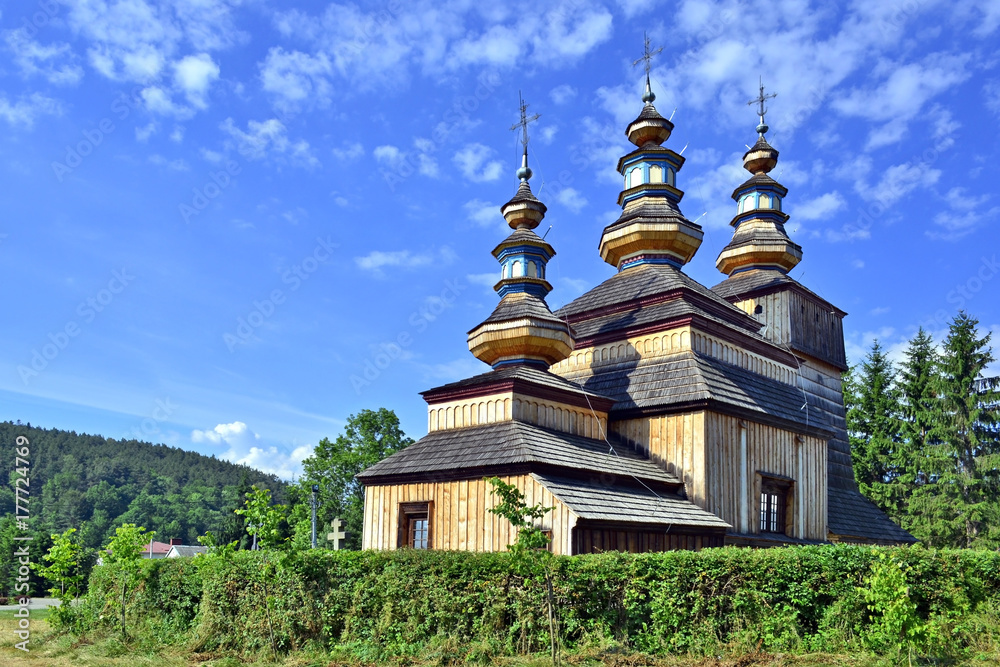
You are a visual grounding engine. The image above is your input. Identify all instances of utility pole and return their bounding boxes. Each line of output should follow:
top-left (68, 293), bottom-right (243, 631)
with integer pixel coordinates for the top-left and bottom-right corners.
top-left (310, 484), bottom-right (319, 549)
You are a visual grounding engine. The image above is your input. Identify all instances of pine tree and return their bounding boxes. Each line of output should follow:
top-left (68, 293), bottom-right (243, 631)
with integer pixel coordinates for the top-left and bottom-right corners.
top-left (846, 340), bottom-right (906, 520)
top-left (910, 312), bottom-right (1000, 548)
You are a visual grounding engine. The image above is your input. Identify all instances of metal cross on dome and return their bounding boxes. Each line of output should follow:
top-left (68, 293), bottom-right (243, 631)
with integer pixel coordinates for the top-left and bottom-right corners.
top-left (633, 32), bottom-right (662, 77)
top-left (748, 77), bottom-right (777, 123)
top-left (510, 91), bottom-right (540, 150)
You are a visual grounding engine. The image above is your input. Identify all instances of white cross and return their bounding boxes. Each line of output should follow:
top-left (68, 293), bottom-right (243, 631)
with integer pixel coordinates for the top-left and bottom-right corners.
top-left (326, 518), bottom-right (347, 550)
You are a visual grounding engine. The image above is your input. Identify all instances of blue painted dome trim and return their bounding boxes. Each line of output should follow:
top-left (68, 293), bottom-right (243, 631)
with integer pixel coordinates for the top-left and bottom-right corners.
top-left (619, 254), bottom-right (683, 271)
top-left (496, 281), bottom-right (551, 299)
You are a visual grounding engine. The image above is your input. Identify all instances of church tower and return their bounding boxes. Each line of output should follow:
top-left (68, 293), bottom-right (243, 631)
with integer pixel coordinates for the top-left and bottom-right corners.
top-left (711, 83), bottom-right (909, 544)
top-left (598, 38), bottom-right (703, 271)
top-left (467, 95), bottom-right (575, 369)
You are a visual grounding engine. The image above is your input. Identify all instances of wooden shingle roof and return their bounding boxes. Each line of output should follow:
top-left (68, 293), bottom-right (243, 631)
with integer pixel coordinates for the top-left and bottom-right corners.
top-left (828, 487), bottom-right (917, 543)
top-left (357, 419), bottom-right (679, 486)
top-left (422, 365), bottom-right (613, 408)
top-left (532, 473), bottom-right (730, 529)
top-left (562, 350), bottom-right (833, 436)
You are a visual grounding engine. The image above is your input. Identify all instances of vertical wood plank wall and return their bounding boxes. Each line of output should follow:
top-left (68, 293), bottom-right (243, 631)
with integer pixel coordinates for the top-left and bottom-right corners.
top-left (612, 412), bottom-right (707, 507)
top-left (613, 411), bottom-right (827, 541)
top-left (362, 475), bottom-right (576, 555)
top-left (704, 413), bottom-right (827, 541)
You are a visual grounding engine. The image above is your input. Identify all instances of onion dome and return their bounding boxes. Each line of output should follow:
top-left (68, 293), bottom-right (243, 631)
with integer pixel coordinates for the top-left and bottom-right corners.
top-left (599, 70), bottom-right (703, 272)
top-left (716, 80), bottom-right (802, 276)
top-left (468, 97), bottom-right (574, 369)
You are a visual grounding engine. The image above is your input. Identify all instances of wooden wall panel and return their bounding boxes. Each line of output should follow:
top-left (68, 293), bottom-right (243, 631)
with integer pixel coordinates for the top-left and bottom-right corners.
top-left (362, 475), bottom-right (577, 555)
top-left (703, 412), bottom-right (827, 541)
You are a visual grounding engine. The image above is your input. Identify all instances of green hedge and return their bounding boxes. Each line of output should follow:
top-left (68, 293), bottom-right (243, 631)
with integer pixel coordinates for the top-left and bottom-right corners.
top-left (79, 545), bottom-right (1000, 661)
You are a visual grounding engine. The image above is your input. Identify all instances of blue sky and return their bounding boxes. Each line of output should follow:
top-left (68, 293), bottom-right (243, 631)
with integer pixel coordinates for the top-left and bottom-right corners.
top-left (1, 0), bottom-right (998, 479)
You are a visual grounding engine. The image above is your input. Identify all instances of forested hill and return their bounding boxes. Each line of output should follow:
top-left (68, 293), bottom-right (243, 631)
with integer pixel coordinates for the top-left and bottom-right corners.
top-left (0, 421), bottom-right (287, 554)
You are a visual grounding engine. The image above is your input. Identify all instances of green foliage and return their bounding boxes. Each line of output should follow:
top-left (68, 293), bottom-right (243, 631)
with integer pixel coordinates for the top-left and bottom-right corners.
top-left (858, 552), bottom-right (925, 655)
top-left (0, 421), bottom-right (285, 595)
top-left (848, 313), bottom-right (1000, 549)
top-left (75, 544), bottom-right (1000, 662)
top-left (845, 341), bottom-right (907, 520)
top-left (32, 527), bottom-right (86, 629)
top-left (486, 477), bottom-right (552, 555)
top-left (104, 523), bottom-right (155, 638)
top-left (234, 485), bottom-right (284, 550)
top-left (297, 408), bottom-right (413, 550)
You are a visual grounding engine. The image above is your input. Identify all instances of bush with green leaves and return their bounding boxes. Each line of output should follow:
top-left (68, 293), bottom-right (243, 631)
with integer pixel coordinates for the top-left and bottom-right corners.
top-left (76, 544), bottom-right (1000, 662)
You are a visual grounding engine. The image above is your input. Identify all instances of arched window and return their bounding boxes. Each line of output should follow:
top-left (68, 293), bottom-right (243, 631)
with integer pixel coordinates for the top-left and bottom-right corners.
top-left (502, 263), bottom-right (508, 279)
top-left (649, 165), bottom-right (663, 183)
top-left (512, 260), bottom-right (523, 277)
top-left (527, 261), bottom-right (537, 278)
top-left (628, 166), bottom-right (642, 188)
top-left (773, 196), bottom-right (781, 211)
top-left (539, 264), bottom-right (544, 279)
top-left (759, 194), bottom-right (771, 209)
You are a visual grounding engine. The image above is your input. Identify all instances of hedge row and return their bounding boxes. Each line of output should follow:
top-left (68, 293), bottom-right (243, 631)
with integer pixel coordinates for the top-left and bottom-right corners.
top-left (80, 545), bottom-right (1000, 660)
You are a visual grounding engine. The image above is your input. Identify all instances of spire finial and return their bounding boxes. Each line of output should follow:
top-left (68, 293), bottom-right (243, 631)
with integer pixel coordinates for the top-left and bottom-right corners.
top-left (633, 32), bottom-right (662, 103)
top-left (747, 76), bottom-right (777, 136)
top-left (510, 91), bottom-right (540, 181)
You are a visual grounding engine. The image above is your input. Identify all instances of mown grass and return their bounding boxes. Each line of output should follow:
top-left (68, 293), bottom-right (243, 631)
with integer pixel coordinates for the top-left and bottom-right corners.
top-left (0, 619), bottom-right (975, 667)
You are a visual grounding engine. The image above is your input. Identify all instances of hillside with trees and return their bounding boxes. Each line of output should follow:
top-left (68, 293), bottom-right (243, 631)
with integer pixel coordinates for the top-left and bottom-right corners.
top-left (0, 421), bottom-right (285, 593)
top-left (846, 311), bottom-right (1000, 548)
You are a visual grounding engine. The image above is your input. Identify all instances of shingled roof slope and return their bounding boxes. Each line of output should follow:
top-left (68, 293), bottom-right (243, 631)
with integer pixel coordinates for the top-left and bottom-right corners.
top-left (532, 473), bottom-right (730, 529)
top-left (357, 420), bottom-right (679, 485)
top-left (422, 365), bottom-right (612, 403)
top-left (555, 263), bottom-right (757, 326)
top-left (828, 487), bottom-right (917, 543)
top-left (560, 351), bottom-right (831, 434)
top-left (710, 268), bottom-right (844, 315)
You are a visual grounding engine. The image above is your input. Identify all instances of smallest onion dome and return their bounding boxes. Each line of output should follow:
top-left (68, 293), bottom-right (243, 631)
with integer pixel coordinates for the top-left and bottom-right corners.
top-left (467, 95), bottom-right (574, 369)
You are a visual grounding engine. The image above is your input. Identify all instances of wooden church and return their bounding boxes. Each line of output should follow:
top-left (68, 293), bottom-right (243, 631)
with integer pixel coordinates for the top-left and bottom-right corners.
top-left (358, 61), bottom-right (915, 553)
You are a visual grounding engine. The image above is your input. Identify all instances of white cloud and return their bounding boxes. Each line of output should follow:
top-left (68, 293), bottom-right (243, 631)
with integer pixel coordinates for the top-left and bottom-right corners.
top-left (928, 187), bottom-right (999, 240)
top-left (984, 80), bottom-right (1000, 116)
top-left (549, 84), bottom-right (576, 105)
top-left (554, 187), bottom-right (588, 213)
top-left (332, 141), bottom-right (364, 161)
top-left (135, 122), bottom-right (157, 142)
top-left (863, 161), bottom-right (941, 206)
top-left (260, 47), bottom-right (332, 109)
top-left (141, 85), bottom-right (193, 118)
top-left (463, 199), bottom-right (500, 228)
top-left (467, 272), bottom-right (498, 288)
top-left (355, 247), bottom-right (455, 275)
top-left (832, 52), bottom-right (970, 150)
top-left (616, 0), bottom-right (661, 18)
top-left (191, 421), bottom-right (308, 479)
top-left (65, 0), bottom-right (242, 83)
top-left (4, 29), bottom-right (83, 85)
top-left (148, 154), bottom-right (188, 171)
top-left (373, 141), bottom-right (439, 179)
top-left (220, 117), bottom-right (319, 167)
top-left (790, 192), bottom-right (846, 221)
top-left (0, 93), bottom-right (61, 128)
top-left (173, 53), bottom-right (220, 108)
top-left (539, 126), bottom-right (558, 144)
top-left (453, 143), bottom-right (504, 182)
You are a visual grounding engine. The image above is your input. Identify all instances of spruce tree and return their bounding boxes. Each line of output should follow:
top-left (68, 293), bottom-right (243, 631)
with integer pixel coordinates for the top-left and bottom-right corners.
top-left (846, 340), bottom-right (905, 520)
top-left (910, 312), bottom-right (1000, 548)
